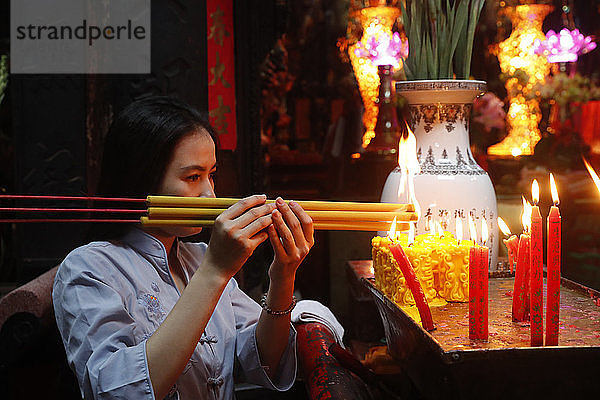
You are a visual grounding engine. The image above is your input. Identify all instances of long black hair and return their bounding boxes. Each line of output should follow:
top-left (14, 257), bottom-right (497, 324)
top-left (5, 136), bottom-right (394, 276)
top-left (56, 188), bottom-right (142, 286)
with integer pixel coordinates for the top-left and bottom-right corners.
top-left (90, 96), bottom-right (219, 241)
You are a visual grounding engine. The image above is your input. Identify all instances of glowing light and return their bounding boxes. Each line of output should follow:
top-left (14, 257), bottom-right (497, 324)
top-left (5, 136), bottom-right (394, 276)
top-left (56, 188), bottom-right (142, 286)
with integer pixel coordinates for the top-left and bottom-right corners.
top-left (468, 215), bottom-right (478, 242)
top-left (436, 220), bottom-right (444, 238)
top-left (387, 216), bottom-right (397, 239)
top-left (408, 223), bottom-right (415, 245)
top-left (456, 217), bottom-right (463, 243)
top-left (482, 219), bottom-right (489, 245)
top-left (549, 173), bottom-right (560, 206)
top-left (498, 217), bottom-right (512, 237)
top-left (583, 158), bottom-right (600, 197)
top-left (532, 179), bottom-right (540, 205)
top-left (488, 4), bottom-right (552, 157)
top-left (396, 124), bottom-right (421, 218)
top-left (534, 28), bottom-right (596, 63)
top-left (347, 6), bottom-right (405, 148)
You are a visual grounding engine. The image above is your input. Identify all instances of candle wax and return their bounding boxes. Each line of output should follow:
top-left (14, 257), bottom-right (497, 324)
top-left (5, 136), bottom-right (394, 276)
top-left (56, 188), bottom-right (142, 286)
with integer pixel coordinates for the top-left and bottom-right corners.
top-left (530, 205), bottom-right (544, 346)
top-left (479, 245), bottom-right (489, 340)
top-left (546, 205), bottom-right (561, 346)
top-left (513, 233), bottom-right (530, 322)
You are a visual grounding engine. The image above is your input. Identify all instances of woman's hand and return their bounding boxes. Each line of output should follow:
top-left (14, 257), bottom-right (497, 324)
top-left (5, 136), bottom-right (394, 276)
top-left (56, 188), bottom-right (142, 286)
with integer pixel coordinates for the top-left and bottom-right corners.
top-left (203, 195), bottom-right (275, 280)
top-left (267, 197), bottom-right (314, 283)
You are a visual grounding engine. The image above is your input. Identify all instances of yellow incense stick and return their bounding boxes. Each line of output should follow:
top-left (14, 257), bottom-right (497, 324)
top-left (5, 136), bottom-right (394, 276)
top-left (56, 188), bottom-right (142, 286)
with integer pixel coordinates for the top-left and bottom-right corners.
top-left (147, 207), bottom-right (417, 222)
top-left (140, 216), bottom-right (408, 231)
top-left (146, 196), bottom-right (415, 213)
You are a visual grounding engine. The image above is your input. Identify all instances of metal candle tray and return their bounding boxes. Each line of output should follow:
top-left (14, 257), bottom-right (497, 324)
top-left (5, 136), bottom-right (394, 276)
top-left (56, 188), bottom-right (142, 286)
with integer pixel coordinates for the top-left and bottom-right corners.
top-left (363, 274), bottom-right (600, 400)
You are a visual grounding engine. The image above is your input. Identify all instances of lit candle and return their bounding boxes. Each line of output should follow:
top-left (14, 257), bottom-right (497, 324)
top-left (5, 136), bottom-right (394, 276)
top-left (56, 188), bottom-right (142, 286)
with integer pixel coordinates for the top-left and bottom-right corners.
top-left (437, 217), bottom-right (470, 302)
top-left (513, 197), bottom-right (531, 322)
top-left (498, 217), bottom-right (518, 273)
top-left (468, 215), bottom-right (482, 340)
top-left (546, 173), bottom-right (561, 346)
top-left (479, 219), bottom-right (489, 340)
top-left (583, 157), bottom-right (600, 197)
top-left (530, 179), bottom-right (544, 346)
top-left (404, 223), bottom-right (444, 306)
top-left (456, 216), bottom-right (463, 246)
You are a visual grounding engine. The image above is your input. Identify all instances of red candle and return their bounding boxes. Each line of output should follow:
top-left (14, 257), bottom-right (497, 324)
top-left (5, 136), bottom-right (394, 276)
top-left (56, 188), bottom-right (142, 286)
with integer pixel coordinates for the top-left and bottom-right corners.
top-left (479, 221), bottom-right (489, 340)
top-left (469, 245), bottom-right (481, 340)
top-left (389, 244), bottom-right (435, 331)
top-left (512, 233), bottom-right (530, 321)
top-left (504, 235), bottom-right (519, 273)
top-left (498, 217), bottom-right (518, 273)
top-left (546, 174), bottom-right (561, 346)
top-left (530, 180), bottom-right (544, 346)
top-left (468, 217), bottom-right (488, 340)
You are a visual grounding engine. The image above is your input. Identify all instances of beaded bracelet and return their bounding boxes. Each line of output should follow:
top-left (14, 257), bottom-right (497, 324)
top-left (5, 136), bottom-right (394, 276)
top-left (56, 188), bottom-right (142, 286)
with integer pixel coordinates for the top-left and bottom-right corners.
top-left (260, 294), bottom-right (297, 316)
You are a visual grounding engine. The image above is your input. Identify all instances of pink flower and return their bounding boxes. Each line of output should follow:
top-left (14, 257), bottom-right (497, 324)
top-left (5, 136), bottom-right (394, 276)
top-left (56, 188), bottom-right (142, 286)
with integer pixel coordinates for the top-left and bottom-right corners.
top-left (473, 93), bottom-right (506, 132)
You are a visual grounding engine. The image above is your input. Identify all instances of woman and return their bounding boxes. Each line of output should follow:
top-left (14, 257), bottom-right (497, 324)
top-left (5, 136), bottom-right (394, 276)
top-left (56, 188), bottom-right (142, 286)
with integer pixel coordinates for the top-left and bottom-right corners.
top-left (53, 96), bottom-right (314, 399)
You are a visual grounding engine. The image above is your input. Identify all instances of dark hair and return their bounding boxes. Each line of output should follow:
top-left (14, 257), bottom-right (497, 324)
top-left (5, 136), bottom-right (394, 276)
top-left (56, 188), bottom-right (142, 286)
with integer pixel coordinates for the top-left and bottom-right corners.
top-left (90, 96), bottom-right (219, 240)
top-left (98, 96), bottom-right (218, 198)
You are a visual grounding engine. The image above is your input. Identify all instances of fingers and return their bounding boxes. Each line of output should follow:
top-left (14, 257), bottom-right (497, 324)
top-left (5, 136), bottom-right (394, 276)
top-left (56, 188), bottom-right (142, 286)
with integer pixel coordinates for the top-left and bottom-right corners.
top-left (239, 213), bottom-right (274, 239)
top-left (271, 208), bottom-right (295, 253)
top-left (233, 202), bottom-right (276, 230)
top-left (274, 197), bottom-right (305, 248)
top-left (221, 194), bottom-right (268, 220)
top-left (289, 200), bottom-right (314, 246)
top-left (268, 224), bottom-right (285, 256)
top-left (215, 195), bottom-right (274, 237)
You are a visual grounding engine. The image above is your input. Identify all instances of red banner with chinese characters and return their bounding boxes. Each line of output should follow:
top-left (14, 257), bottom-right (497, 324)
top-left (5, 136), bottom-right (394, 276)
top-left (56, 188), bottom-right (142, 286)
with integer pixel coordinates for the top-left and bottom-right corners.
top-left (207, 0), bottom-right (237, 150)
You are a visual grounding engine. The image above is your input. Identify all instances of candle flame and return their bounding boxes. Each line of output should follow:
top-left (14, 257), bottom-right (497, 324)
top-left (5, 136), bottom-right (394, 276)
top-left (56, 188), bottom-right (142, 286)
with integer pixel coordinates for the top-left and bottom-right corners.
top-left (456, 217), bottom-right (463, 242)
top-left (431, 219), bottom-right (437, 236)
top-left (498, 217), bottom-right (512, 237)
top-left (397, 136), bottom-right (407, 197)
top-left (468, 215), bottom-right (478, 242)
top-left (436, 220), bottom-right (444, 238)
top-left (387, 216), bottom-right (397, 239)
top-left (397, 124), bottom-right (421, 219)
top-left (521, 196), bottom-right (532, 232)
top-left (481, 219), bottom-right (489, 244)
top-left (549, 173), bottom-right (559, 206)
top-left (408, 222), bottom-right (415, 245)
top-left (532, 179), bottom-right (540, 205)
top-left (583, 157), bottom-right (600, 197)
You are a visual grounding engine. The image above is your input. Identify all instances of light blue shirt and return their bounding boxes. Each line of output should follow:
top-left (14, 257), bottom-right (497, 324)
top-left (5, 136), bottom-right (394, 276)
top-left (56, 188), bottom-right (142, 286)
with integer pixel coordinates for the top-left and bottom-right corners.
top-left (53, 228), bottom-right (297, 400)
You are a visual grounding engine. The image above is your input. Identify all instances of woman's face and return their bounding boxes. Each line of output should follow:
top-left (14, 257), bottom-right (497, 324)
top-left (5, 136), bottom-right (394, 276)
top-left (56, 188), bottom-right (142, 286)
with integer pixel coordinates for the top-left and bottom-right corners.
top-left (154, 129), bottom-right (217, 237)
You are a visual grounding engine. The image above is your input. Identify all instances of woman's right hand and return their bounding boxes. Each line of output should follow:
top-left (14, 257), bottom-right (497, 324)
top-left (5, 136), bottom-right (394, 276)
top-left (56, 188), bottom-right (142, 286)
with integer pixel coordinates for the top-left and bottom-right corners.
top-left (203, 194), bottom-right (275, 279)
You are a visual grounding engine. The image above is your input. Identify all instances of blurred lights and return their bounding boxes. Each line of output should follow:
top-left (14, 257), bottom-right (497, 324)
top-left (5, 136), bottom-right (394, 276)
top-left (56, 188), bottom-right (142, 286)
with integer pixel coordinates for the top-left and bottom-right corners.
top-left (348, 6), bottom-right (405, 148)
top-left (533, 28), bottom-right (596, 63)
top-left (488, 4), bottom-right (552, 157)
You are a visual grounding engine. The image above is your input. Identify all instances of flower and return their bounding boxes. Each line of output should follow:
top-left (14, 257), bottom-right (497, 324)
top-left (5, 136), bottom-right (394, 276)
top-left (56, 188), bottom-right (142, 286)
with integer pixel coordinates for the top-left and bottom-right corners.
top-left (533, 28), bottom-right (596, 63)
top-left (473, 93), bottom-right (506, 133)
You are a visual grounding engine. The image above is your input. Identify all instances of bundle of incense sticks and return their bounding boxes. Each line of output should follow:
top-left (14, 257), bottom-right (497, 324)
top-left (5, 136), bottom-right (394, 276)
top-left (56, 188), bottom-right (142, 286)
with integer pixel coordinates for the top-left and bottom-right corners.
top-left (0, 194), bottom-right (417, 232)
top-left (141, 196), bottom-right (417, 231)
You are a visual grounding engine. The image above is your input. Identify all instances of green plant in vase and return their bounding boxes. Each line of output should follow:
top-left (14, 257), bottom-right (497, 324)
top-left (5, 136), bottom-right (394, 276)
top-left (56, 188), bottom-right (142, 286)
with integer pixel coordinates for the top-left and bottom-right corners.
top-left (400, 0), bottom-right (486, 80)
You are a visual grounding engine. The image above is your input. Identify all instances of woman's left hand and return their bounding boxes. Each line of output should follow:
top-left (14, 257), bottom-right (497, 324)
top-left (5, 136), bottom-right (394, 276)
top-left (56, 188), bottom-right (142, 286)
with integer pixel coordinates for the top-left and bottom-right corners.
top-left (267, 197), bottom-right (314, 282)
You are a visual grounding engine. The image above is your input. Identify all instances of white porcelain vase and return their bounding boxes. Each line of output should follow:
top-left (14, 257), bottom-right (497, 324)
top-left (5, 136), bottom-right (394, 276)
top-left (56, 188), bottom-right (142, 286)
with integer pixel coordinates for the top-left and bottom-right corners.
top-left (381, 80), bottom-right (498, 270)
